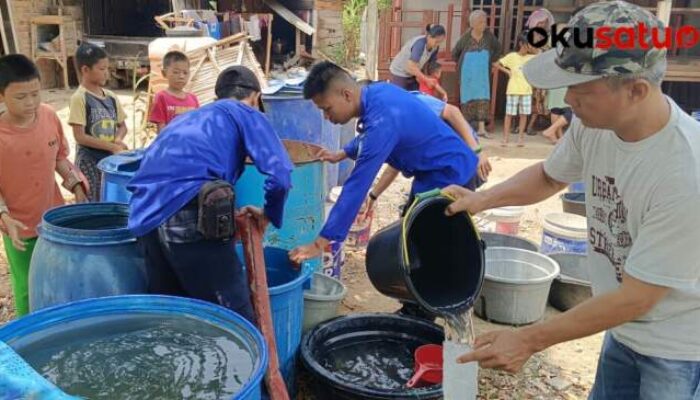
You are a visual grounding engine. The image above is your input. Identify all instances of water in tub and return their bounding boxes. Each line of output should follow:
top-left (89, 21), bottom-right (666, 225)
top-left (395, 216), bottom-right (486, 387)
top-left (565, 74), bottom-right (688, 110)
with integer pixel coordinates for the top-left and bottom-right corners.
top-left (19, 315), bottom-right (255, 399)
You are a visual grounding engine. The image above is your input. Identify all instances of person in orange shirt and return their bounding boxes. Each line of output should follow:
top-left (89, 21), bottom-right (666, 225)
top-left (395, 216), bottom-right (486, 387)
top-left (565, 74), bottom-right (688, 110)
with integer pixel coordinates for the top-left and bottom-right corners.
top-left (0, 55), bottom-right (88, 317)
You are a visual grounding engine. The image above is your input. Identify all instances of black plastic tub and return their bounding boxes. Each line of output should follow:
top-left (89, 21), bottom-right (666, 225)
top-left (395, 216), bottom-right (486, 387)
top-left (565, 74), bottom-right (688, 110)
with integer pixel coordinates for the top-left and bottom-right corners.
top-left (480, 231), bottom-right (539, 252)
top-left (548, 253), bottom-right (592, 311)
top-left (366, 194), bottom-right (485, 316)
top-left (561, 192), bottom-right (586, 217)
top-left (300, 313), bottom-right (444, 400)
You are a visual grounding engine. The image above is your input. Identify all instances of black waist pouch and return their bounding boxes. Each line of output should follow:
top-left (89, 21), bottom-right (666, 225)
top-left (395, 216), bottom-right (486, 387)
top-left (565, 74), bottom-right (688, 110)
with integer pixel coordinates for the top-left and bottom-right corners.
top-left (197, 180), bottom-right (236, 241)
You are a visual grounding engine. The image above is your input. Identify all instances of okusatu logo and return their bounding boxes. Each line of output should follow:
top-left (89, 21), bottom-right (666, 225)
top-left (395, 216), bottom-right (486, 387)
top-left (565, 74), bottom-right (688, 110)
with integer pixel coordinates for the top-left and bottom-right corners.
top-left (528, 23), bottom-right (700, 50)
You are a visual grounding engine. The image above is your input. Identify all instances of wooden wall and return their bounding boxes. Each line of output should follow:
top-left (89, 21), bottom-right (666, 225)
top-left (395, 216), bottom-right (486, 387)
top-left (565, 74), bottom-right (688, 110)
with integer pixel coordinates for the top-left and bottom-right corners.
top-left (234, 0), bottom-right (344, 57)
top-left (11, 0), bottom-right (53, 56)
top-left (8, 0), bottom-right (83, 87)
top-left (315, 0), bottom-right (343, 55)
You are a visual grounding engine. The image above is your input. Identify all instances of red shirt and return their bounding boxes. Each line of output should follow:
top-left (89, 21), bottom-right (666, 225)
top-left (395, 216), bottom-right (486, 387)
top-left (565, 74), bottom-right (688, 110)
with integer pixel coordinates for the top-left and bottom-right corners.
top-left (149, 90), bottom-right (200, 126)
top-left (418, 76), bottom-right (438, 97)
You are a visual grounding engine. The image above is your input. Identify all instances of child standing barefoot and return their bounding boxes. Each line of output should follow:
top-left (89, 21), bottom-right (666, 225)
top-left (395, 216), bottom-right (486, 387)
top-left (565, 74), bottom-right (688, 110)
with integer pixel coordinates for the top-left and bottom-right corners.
top-left (497, 33), bottom-right (535, 147)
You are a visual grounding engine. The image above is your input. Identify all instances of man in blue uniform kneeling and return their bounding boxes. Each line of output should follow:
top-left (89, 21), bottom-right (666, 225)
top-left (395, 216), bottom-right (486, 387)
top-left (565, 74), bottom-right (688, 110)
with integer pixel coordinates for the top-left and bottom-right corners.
top-left (128, 66), bottom-right (293, 323)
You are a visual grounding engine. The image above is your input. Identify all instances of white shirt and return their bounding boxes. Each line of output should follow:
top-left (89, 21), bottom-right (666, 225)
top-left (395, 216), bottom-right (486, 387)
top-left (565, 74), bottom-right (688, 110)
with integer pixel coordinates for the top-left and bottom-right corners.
top-left (544, 97), bottom-right (700, 360)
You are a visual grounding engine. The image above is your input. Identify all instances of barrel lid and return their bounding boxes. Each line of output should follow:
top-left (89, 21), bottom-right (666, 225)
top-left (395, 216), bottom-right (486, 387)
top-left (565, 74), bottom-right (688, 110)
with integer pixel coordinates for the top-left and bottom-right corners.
top-left (97, 149), bottom-right (145, 175)
top-left (491, 206), bottom-right (524, 218)
top-left (544, 212), bottom-right (587, 232)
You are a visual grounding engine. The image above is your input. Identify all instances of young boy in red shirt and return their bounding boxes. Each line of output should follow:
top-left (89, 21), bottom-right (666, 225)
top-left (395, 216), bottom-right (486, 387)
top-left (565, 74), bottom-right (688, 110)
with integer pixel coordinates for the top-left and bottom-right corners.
top-left (0, 55), bottom-right (88, 317)
top-left (150, 51), bottom-right (200, 133)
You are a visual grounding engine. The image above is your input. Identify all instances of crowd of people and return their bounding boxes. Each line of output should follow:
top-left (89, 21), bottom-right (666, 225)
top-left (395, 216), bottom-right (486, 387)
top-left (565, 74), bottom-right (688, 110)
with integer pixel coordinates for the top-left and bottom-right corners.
top-left (391, 9), bottom-right (573, 146)
top-left (1, 1), bottom-right (700, 398)
top-left (0, 43), bottom-right (213, 317)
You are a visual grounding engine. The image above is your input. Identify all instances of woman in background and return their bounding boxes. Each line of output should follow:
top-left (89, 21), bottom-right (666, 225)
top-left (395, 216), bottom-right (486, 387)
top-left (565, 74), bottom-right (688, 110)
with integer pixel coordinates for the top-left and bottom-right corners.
top-left (452, 10), bottom-right (501, 139)
top-left (525, 8), bottom-right (554, 135)
top-left (389, 24), bottom-right (446, 91)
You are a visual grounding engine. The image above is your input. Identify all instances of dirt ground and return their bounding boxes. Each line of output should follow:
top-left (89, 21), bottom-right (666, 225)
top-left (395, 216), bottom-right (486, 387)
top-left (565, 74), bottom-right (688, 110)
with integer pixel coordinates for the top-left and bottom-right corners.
top-left (0, 89), bottom-right (602, 399)
top-left (335, 134), bottom-right (602, 400)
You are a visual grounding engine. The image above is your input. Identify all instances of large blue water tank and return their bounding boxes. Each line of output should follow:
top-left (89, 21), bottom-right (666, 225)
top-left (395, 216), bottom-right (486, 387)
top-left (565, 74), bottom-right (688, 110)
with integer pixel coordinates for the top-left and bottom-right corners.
top-left (235, 246), bottom-right (314, 397)
top-left (28, 203), bottom-right (147, 312)
top-left (235, 140), bottom-right (325, 269)
top-left (0, 295), bottom-right (268, 400)
top-left (262, 95), bottom-right (340, 193)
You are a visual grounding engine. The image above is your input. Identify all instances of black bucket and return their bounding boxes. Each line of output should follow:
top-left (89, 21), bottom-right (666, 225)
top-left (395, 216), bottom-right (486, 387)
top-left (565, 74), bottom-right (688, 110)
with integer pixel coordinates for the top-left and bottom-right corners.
top-left (366, 191), bottom-right (485, 316)
top-left (561, 192), bottom-right (586, 217)
top-left (300, 313), bottom-right (444, 400)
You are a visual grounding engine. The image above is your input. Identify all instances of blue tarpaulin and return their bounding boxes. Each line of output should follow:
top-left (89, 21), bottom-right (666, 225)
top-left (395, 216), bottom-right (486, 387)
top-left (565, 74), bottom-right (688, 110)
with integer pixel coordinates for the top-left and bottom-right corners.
top-left (0, 341), bottom-right (80, 400)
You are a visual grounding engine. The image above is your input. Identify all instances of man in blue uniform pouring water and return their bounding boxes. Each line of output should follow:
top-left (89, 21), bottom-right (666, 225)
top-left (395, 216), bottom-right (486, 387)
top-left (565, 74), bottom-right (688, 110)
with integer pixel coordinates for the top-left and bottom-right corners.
top-left (289, 62), bottom-right (479, 316)
top-left (128, 66), bottom-right (293, 323)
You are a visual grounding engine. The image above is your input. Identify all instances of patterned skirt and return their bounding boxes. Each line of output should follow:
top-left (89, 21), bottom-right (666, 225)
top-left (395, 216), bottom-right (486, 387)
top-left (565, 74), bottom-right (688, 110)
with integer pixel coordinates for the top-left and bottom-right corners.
top-left (461, 100), bottom-right (490, 123)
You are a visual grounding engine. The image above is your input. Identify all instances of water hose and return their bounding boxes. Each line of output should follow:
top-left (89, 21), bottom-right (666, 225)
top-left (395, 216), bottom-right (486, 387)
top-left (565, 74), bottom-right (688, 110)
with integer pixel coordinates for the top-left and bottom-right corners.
top-left (236, 214), bottom-right (290, 400)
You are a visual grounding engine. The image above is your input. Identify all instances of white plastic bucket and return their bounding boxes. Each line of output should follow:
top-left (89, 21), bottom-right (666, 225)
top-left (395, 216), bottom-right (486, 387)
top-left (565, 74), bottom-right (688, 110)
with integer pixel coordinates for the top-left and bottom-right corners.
top-left (302, 273), bottom-right (347, 333)
top-left (541, 213), bottom-right (588, 255)
top-left (323, 188), bottom-right (345, 278)
top-left (329, 186), bottom-right (373, 249)
top-left (476, 247), bottom-right (560, 325)
top-left (487, 206), bottom-right (525, 235)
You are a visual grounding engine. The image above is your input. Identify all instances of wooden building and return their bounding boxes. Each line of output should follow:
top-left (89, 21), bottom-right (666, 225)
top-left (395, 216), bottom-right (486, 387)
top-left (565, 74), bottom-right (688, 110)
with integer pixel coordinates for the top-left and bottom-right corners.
top-left (374, 0), bottom-right (700, 120)
top-left (1, 0), bottom-right (345, 88)
top-left (1, 0), bottom-right (83, 87)
top-left (225, 0), bottom-right (345, 62)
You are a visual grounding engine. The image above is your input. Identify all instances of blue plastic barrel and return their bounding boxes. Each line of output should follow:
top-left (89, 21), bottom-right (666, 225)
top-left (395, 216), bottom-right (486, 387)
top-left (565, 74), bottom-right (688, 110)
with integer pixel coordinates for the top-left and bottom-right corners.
top-left (235, 140), bottom-right (325, 269)
top-left (235, 245), bottom-right (314, 397)
top-left (337, 120), bottom-right (357, 186)
top-left (262, 95), bottom-right (340, 192)
top-left (97, 149), bottom-right (145, 203)
top-left (29, 203), bottom-right (147, 312)
top-left (0, 295), bottom-right (268, 400)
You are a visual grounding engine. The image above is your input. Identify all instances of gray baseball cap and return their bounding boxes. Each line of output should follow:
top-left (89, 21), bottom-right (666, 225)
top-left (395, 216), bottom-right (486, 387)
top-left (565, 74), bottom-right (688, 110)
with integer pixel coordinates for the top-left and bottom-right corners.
top-left (523, 0), bottom-right (668, 89)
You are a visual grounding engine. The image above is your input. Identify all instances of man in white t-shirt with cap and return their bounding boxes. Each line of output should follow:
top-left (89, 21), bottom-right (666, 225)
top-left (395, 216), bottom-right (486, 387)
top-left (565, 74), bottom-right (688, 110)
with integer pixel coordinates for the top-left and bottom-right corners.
top-left (442, 1), bottom-right (700, 398)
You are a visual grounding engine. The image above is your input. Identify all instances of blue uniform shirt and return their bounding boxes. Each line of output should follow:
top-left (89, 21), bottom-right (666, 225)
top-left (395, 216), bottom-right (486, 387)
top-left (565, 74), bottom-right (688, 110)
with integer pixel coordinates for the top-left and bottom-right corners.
top-left (410, 91), bottom-right (480, 143)
top-left (127, 100), bottom-right (293, 237)
top-left (320, 83), bottom-right (478, 242)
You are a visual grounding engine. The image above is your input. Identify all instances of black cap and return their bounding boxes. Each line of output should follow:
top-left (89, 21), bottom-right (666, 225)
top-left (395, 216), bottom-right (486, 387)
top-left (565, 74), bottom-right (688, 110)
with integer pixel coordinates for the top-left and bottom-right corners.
top-left (215, 65), bottom-right (262, 99)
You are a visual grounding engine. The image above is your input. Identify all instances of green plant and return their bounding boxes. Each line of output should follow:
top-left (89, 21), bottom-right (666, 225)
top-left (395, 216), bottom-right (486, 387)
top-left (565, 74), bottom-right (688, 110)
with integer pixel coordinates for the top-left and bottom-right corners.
top-left (328, 42), bottom-right (348, 66)
top-left (341, 0), bottom-right (392, 66)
